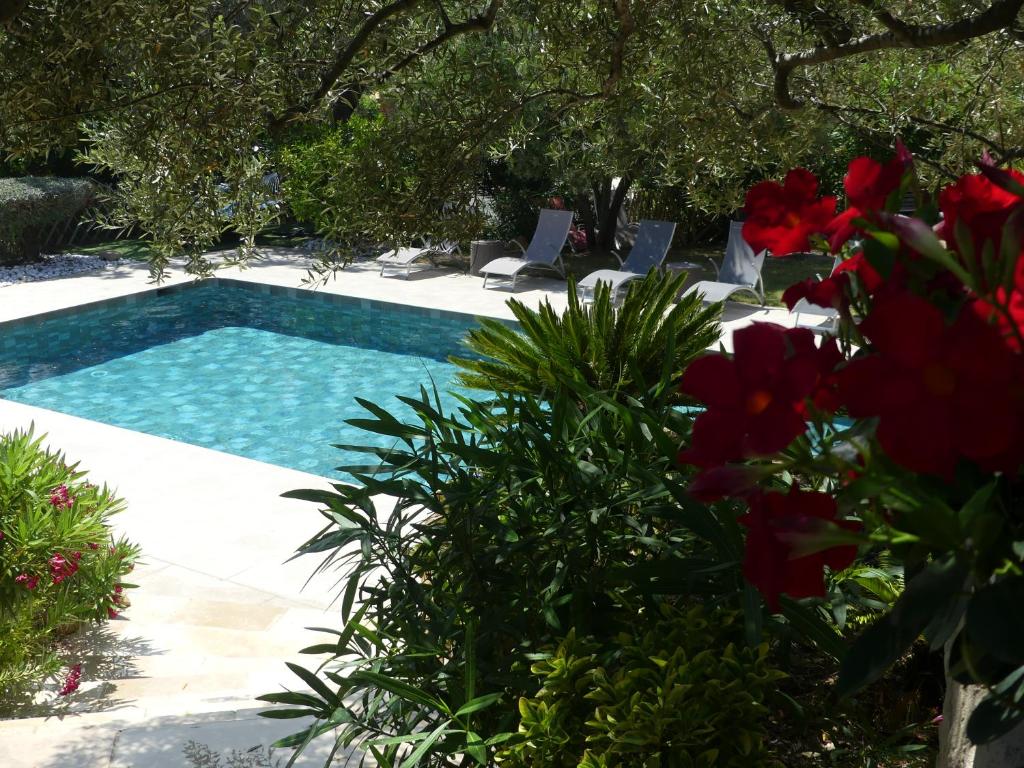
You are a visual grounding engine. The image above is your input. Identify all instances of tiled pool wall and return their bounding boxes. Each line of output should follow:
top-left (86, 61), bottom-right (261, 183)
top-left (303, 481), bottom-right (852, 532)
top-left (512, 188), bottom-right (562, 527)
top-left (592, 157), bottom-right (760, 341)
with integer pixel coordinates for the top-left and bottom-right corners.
top-left (0, 278), bottom-right (501, 390)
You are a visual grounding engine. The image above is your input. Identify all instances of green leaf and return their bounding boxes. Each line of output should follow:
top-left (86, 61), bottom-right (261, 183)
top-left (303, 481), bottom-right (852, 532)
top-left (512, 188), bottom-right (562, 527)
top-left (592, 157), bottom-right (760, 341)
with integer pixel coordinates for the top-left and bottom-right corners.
top-left (455, 692), bottom-right (503, 718)
top-left (967, 577), bottom-right (1024, 665)
top-left (398, 721), bottom-right (452, 768)
top-left (780, 597), bottom-right (846, 660)
top-left (966, 666), bottom-right (1024, 744)
top-left (348, 671), bottom-right (450, 714)
top-left (838, 556), bottom-right (968, 698)
top-left (285, 662), bottom-right (340, 707)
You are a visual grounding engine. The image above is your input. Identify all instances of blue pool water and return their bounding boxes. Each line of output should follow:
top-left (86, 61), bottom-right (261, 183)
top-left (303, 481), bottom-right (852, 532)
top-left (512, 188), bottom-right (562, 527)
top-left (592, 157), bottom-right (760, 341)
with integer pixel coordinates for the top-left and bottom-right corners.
top-left (0, 280), bottom-right (479, 477)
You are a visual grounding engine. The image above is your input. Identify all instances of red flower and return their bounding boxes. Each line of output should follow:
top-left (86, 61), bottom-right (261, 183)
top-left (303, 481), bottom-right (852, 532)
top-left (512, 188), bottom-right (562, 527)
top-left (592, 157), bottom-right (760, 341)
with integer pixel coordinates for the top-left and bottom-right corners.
top-left (679, 324), bottom-right (829, 466)
top-left (49, 552), bottom-right (79, 585)
top-left (782, 272), bottom-right (850, 312)
top-left (687, 464), bottom-right (764, 502)
top-left (826, 148), bottom-right (912, 252)
top-left (835, 251), bottom-right (883, 294)
top-left (58, 664), bottom-right (82, 696)
top-left (14, 573), bottom-right (38, 591)
top-left (743, 169), bottom-right (837, 256)
top-left (838, 292), bottom-right (1024, 476)
top-left (939, 169), bottom-right (1024, 257)
top-left (49, 485), bottom-right (72, 509)
top-left (739, 486), bottom-right (859, 611)
top-left (972, 248), bottom-right (1024, 350)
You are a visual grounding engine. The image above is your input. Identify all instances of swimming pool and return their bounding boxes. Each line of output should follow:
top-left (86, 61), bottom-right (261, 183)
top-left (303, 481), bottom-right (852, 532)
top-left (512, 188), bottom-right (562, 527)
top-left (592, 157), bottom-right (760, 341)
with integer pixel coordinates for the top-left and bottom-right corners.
top-left (0, 280), bottom-right (482, 477)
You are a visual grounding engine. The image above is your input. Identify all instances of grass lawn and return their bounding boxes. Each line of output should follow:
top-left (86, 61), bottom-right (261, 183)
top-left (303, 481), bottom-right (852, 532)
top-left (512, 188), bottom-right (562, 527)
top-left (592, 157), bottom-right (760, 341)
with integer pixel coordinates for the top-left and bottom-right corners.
top-left (70, 232), bottom-right (309, 262)
top-left (73, 239), bottom-right (153, 261)
top-left (565, 244), bottom-right (834, 308)
top-left (677, 245), bottom-right (835, 307)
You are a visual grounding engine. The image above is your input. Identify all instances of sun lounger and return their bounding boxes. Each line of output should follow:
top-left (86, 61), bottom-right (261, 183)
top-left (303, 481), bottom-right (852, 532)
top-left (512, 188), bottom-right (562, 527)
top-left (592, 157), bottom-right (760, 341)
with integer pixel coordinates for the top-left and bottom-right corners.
top-left (577, 219), bottom-right (676, 302)
top-left (684, 221), bottom-right (766, 305)
top-left (480, 209), bottom-right (574, 289)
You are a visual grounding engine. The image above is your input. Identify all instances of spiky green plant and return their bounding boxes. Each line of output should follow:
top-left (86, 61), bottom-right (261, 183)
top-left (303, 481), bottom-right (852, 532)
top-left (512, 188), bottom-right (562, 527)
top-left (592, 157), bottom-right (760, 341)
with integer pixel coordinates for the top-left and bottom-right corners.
top-left (452, 270), bottom-right (721, 405)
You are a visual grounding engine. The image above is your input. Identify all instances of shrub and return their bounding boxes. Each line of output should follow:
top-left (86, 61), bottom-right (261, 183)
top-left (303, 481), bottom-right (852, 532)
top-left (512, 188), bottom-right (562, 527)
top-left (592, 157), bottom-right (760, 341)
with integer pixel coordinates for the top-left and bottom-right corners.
top-left (276, 100), bottom-right (483, 257)
top-left (0, 177), bottom-right (96, 264)
top-left (263, 376), bottom-right (754, 766)
top-left (453, 271), bottom-right (721, 406)
top-left (0, 427), bottom-right (138, 705)
top-left (496, 605), bottom-right (786, 768)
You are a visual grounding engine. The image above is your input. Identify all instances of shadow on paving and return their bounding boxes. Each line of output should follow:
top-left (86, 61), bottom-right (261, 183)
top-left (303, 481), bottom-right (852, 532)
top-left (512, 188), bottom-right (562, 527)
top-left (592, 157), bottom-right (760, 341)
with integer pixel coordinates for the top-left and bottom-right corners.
top-left (0, 624), bottom-right (161, 720)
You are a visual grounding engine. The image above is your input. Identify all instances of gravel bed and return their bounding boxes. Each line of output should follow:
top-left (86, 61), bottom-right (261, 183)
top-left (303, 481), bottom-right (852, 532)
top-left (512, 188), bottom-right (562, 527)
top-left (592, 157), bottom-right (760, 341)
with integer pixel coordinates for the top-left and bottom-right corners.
top-left (0, 254), bottom-right (110, 288)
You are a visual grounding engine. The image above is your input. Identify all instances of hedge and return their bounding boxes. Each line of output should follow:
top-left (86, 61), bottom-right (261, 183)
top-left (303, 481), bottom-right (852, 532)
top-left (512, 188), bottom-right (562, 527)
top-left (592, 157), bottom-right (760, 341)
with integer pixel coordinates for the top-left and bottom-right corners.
top-left (0, 177), bottom-right (96, 265)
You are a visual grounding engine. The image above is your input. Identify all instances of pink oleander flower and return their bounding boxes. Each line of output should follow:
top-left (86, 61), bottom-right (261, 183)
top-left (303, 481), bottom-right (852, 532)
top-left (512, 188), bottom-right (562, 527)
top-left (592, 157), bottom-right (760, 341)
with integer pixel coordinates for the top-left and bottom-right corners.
top-left (14, 573), bottom-right (39, 591)
top-left (49, 553), bottom-right (79, 585)
top-left (58, 664), bottom-right (82, 696)
top-left (87, 542), bottom-right (99, 550)
top-left (49, 485), bottom-right (72, 509)
top-left (107, 607), bottom-right (120, 619)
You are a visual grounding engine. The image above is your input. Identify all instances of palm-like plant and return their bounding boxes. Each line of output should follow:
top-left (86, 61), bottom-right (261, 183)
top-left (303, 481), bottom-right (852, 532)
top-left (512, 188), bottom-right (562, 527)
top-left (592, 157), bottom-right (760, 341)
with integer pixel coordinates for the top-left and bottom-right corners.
top-left (452, 270), bottom-right (721, 404)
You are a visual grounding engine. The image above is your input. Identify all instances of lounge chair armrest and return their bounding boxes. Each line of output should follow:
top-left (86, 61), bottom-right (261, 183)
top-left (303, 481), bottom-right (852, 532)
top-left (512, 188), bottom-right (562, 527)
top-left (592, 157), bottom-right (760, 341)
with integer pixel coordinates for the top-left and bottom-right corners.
top-left (705, 256), bottom-right (719, 278)
top-left (507, 239), bottom-right (527, 255)
top-left (610, 248), bottom-right (625, 267)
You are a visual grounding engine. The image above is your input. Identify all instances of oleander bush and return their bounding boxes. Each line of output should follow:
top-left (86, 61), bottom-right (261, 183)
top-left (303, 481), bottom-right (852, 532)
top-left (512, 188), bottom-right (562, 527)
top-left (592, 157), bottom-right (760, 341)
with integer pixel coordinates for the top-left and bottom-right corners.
top-left (0, 176), bottom-right (96, 264)
top-left (496, 605), bottom-right (786, 768)
top-left (0, 427), bottom-right (138, 705)
top-left (266, 378), bottom-right (757, 766)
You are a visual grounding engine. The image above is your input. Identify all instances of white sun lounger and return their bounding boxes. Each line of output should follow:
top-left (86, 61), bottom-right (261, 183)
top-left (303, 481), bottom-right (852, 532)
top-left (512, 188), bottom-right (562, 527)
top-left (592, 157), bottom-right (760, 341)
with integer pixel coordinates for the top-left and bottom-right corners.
top-left (481, 209), bottom-right (574, 289)
top-left (577, 219), bottom-right (676, 302)
top-left (684, 221), bottom-right (767, 305)
top-left (377, 239), bottom-right (461, 278)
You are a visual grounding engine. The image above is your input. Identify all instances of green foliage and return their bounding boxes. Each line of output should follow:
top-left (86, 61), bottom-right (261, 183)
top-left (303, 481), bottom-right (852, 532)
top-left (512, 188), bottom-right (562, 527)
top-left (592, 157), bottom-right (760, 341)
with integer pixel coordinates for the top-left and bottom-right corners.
top-left (2, 1), bottom-right (1022, 276)
top-left (453, 271), bottom-right (721, 405)
top-left (264, 379), bottom-right (749, 766)
top-left (0, 177), bottom-right (95, 264)
top-left (275, 99), bottom-right (485, 275)
top-left (497, 606), bottom-right (786, 768)
top-left (0, 426), bottom-right (138, 705)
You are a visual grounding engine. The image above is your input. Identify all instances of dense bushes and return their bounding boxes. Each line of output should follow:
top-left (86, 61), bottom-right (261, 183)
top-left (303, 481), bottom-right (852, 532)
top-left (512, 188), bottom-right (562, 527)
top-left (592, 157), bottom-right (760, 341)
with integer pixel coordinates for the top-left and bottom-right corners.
top-left (264, 283), bottom-right (772, 765)
top-left (497, 606), bottom-right (785, 768)
top-left (0, 428), bottom-right (137, 705)
top-left (0, 177), bottom-right (96, 264)
top-left (267, 279), bottom-right (925, 765)
top-left (276, 100), bottom-right (483, 256)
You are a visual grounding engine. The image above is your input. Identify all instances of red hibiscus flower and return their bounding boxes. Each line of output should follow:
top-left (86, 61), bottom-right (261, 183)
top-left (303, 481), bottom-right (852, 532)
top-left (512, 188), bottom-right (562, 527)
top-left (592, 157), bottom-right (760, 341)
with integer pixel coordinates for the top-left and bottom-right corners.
top-left (973, 250), bottom-right (1024, 350)
top-left (743, 169), bottom-right (837, 256)
top-left (837, 292), bottom-right (1024, 476)
top-left (826, 146), bottom-right (913, 252)
top-left (939, 168), bottom-right (1024, 257)
top-left (835, 251), bottom-right (884, 294)
top-left (678, 323), bottom-right (830, 467)
top-left (687, 464), bottom-right (765, 502)
top-left (739, 486), bottom-right (859, 611)
top-left (782, 272), bottom-right (850, 312)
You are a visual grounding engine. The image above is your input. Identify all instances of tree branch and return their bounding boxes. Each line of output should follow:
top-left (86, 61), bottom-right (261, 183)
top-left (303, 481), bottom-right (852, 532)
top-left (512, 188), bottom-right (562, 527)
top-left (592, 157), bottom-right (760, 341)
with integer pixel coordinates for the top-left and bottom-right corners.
top-left (771, 0), bottom-right (1024, 109)
top-left (604, 0), bottom-right (634, 95)
top-left (270, 0), bottom-right (424, 129)
top-left (376, 0), bottom-right (501, 86)
top-left (271, 0), bottom-right (502, 131)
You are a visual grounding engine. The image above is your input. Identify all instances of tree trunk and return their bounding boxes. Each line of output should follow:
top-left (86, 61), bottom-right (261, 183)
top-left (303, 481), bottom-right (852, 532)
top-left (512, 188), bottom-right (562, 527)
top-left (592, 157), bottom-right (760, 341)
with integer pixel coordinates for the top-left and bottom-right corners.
top-left (939, 641), bottom-right (1024, 767)
top-left (574, 191), bottom-right (598, 248)
top-left (597, 175), bottom-right (632, 250)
